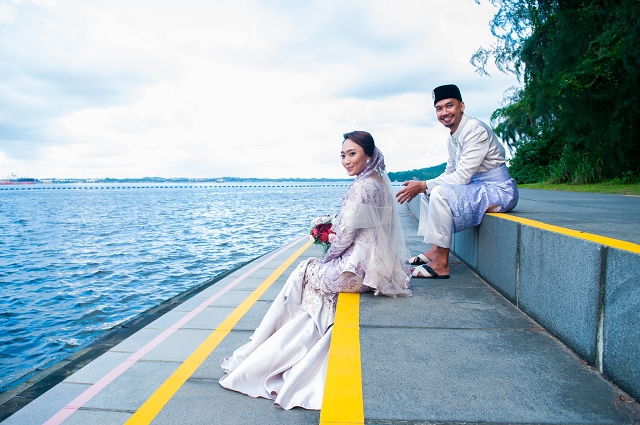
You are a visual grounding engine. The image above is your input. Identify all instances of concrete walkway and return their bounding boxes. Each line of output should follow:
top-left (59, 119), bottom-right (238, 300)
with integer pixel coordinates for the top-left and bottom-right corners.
top-left (511, 189), bottom-right (640, 244)
top-left (364, 206), bottom-right (640, 424)
top-left (2, 199), bottom-right (640, 424)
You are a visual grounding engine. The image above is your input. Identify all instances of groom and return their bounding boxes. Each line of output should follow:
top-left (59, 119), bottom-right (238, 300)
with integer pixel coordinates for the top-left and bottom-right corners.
top-left (395, 84), bottom-right (518, 278)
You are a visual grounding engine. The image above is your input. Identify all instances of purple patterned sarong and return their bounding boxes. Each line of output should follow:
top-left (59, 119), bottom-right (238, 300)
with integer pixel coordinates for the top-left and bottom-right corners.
top-left (438, 163), bottom-right (518, 233)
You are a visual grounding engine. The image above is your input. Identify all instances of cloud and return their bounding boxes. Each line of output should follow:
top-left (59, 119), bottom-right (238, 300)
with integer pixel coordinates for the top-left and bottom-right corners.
top-left (0, 2), bottom-right (16, 23)
top-left (0, 0), bottom-right (167, 159)
top-left (0, 0), bottom-right (519, 179)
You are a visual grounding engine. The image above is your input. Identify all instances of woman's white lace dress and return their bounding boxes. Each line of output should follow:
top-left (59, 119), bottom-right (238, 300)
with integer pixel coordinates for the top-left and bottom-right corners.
top-left (219, 148), bottom-right (411, 410)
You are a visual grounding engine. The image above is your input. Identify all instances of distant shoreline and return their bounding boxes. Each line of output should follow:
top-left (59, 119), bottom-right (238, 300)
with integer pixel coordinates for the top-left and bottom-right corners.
top-left (2, 177), bottom-right (355, 184)
top-left (0, 176), bottom-right (426, 185)
top-left (2, 163), bottom-right (449, 184)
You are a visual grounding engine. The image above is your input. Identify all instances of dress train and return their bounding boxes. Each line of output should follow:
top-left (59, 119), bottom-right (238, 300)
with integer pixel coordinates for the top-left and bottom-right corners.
top-left (220, 259), bottom-right (342, 410)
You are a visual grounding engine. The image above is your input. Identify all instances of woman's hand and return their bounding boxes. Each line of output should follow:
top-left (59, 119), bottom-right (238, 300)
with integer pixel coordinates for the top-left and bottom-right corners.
top-left (395, 180), bottom-right (426, 204)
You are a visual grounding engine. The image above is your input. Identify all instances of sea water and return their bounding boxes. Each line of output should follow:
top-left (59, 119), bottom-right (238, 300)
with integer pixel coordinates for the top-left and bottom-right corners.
top-left (0, 182), bottom-right (355, 391)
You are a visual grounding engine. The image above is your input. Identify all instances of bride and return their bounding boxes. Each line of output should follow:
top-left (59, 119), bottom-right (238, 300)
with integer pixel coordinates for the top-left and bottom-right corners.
top-left (219, 131), bottom-right (411, 410)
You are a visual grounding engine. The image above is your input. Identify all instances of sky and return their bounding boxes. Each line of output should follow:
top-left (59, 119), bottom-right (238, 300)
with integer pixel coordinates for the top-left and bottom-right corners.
top-left (0, 0), bottom-right (518, 179)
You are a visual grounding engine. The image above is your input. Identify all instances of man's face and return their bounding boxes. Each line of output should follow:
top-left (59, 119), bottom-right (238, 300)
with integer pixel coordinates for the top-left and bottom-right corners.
top-left (435, 98), bottom-right (465, 133)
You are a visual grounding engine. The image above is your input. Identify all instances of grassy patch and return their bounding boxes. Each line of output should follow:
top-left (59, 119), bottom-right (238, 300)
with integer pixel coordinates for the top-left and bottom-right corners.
top-left (519, 182), bottom-right (640, 195)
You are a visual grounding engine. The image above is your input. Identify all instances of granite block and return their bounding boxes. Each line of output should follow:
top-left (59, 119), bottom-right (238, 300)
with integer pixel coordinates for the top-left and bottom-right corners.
top-left (452, 226), bottom-right (478, 270)
top-left (518, 225), bottom-right (602, 363)
top-left (477, 215), bottom-right (519, 303)
top-left (603, 248), bottom-right (640, 402)
top-left (408, 195), bottom-right (421, 221)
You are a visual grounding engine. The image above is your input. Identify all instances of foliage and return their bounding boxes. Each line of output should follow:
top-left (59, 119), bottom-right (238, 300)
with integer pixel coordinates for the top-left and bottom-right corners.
top-left (388, 163), bottom-right (447, 182)
top-left (474, 0), bottom-right (640, 183)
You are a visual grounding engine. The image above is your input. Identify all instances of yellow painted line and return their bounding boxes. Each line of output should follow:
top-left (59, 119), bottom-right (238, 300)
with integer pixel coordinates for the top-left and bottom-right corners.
top-left (320, 292), bottom-right (364, 425)
top-left (125, 240), bottom-right (313, 425)
top-left (488, 213), bottom-right (640, 254)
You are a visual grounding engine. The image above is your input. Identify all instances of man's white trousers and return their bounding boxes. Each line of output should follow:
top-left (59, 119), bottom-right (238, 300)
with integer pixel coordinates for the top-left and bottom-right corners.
top-left (417, 186), bottom-right (454, 249)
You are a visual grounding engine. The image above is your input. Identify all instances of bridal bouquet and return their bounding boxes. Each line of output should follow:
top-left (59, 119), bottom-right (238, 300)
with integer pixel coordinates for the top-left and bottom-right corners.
top-left (309, 214), bottom-right (337, 255)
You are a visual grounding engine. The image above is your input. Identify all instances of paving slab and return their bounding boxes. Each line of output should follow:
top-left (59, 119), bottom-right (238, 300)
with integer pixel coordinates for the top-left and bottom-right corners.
top-left (227, 300), bottom-right (276, 331)
top-left (63, 352), bottom-right (132, 385)
top-left (170, 291), bottom-right (224, 309)
top-left (1, 382), bottom-right (91, 425)
top-left (108, 328), bottom-right (165, 353)
top-left (152, 378), bottom-right (319, 425)
top-left (219, 275), bottom-right (274, 290)
top-left (62, 409), bottom-right (132, 425)
top-left (186, 282), bottom-right (225, 299)
top-left (254, 280), bottom-right (290, 302)
top-left (361, 279), bottom-right (536, 330)
top-left (226, 252), bottom-right (308, 279)
top-left (190, 331), bottom-right (253, 381)
top-left (139, 328), bottom-right (216, 362)
top-left (83, 361), bottom-right (180, 411)
top-left (226, 266), bottom-right (275, 279)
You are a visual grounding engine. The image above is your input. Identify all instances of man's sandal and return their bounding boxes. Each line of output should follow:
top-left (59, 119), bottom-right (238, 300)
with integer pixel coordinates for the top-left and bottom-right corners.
top-left (407, 254), bottom-right (430, 265)
top-left (411, 265), bottom-right (449, 279)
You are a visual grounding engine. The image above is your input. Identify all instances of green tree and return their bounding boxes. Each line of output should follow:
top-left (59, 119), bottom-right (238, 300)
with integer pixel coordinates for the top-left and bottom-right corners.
top-left (474, 0), bottom-right (640, 183)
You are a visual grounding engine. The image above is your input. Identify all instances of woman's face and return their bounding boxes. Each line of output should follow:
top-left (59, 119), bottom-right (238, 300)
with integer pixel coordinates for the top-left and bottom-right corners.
top-left (341, 139), bottom-right (370, 176)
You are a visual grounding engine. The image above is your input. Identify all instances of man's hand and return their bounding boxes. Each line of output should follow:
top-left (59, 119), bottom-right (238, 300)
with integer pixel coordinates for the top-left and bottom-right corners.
top-left (395, 180), bottom-right (426, 204)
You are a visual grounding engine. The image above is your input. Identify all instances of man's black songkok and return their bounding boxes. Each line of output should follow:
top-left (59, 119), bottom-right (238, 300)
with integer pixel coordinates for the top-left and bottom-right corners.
top-left (432, 84), bottom-right (462, 106)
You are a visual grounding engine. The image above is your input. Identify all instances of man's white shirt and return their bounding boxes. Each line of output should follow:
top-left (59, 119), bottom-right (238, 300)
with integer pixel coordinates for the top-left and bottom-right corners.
top-left (426, 114), bottom-right (506, 193)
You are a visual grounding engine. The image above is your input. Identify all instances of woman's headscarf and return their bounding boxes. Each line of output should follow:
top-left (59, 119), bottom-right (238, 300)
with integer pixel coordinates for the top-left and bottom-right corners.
top-left (355, 146), bottom-right (385, 182)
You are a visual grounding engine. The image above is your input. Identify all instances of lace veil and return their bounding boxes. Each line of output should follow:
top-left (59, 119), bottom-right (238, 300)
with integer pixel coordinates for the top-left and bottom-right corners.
top-left (336, 147), bottom-right (412, 297)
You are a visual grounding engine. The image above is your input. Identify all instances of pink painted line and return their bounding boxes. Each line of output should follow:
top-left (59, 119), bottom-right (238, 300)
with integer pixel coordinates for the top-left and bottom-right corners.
top-left (42, 237), bottom-right (307, 425)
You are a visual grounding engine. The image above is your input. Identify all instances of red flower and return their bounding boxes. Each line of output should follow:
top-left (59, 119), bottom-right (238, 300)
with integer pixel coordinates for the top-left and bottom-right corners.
top-left (312, 229), bottom-right (318, 238)
top-left (319, 232), bottom-right (328, 242)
